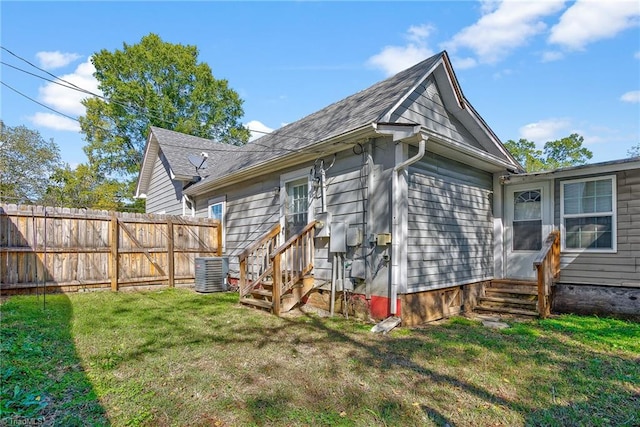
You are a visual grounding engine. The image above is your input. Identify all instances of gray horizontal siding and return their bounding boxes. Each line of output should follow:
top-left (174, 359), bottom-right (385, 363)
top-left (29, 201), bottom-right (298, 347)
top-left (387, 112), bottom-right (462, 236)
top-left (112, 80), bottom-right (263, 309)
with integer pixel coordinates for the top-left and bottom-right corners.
top-left (556, 168), bottom-right (640, 286)
top-left (407, 153), bottom-right (494, 291)
top-left (195, 174), bottom-right (280, 276)
top-left (146, 153), bottom-right (183, 216)
top-left (390, 76), bottom-right (483, 151)
top-left (314, 155), bottom-right (368, 284)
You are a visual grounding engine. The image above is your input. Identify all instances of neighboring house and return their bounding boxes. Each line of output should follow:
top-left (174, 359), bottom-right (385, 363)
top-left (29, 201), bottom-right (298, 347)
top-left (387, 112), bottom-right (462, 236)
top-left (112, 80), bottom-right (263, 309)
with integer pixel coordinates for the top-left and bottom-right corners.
top-left (136, 51), bottom-right (640, 324)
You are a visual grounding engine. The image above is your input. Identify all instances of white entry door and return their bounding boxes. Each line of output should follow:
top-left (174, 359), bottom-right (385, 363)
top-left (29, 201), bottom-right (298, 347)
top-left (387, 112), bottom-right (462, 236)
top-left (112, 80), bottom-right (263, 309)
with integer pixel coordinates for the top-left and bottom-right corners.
top-left (505, 182), bottom-right (552, 280)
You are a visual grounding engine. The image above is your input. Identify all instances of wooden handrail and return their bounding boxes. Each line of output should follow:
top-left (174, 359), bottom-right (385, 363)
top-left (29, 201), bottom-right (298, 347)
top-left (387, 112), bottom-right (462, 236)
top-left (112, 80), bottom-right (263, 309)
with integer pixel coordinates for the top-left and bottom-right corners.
top-left (270, 221), bottom-right (317, 315)
top-left (272, 221), bottom-right (317, 255)
top-left (533, 230), bottom-right (560, 318)
top-left (238, 224), bottom-right (281, 263)
top-left (239, 221), bottom-right (316, 316)
top-left (238, 224), bottom-right (281, 299)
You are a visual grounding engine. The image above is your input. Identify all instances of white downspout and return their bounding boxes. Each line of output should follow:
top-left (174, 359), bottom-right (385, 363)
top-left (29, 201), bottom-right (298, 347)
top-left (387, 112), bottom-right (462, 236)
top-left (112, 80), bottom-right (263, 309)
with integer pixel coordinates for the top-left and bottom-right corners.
top-left (390, 137), bottom-right (427, 315)
top-left (183, 194), bottom-right (195, 217)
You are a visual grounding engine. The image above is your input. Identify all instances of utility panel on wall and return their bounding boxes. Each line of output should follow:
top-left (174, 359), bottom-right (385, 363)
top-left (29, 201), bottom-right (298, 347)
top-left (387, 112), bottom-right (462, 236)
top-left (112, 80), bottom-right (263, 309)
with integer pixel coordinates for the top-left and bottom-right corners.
top-left (330, 222), bottom-right (347, 253)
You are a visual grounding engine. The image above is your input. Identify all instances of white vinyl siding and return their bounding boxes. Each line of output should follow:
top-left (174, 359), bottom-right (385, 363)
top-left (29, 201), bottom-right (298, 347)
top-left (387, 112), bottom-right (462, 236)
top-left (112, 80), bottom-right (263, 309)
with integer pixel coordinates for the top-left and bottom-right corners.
top-left (561, 176), bottom-right (616, 252)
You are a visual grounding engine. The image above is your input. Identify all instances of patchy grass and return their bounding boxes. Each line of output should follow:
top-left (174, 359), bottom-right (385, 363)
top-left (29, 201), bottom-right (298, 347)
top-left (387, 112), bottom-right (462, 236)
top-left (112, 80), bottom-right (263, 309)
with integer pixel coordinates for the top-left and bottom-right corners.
top-left (1, 289), bottom-right (639, 426)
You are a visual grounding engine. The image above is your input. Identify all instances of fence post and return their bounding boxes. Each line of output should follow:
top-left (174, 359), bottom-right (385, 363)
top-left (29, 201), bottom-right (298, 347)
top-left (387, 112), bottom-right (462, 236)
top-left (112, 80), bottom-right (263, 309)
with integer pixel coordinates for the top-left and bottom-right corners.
top-left (167, 218), bottom-right (175, 288)
top-left (110, 212), bottom-right (119, 291)
top-left (216, 220), bottom-right (223, 256)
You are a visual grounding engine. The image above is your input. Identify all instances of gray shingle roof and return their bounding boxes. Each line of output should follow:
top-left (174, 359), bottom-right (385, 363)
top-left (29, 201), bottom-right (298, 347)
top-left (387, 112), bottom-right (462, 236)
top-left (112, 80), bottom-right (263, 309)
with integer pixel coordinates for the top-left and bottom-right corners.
top-left (150, 126), bottom-right (240, 178)
top-left (188, 51), bottom-right (444, 188)
top-left (148, 52), bottom-right (444, 190)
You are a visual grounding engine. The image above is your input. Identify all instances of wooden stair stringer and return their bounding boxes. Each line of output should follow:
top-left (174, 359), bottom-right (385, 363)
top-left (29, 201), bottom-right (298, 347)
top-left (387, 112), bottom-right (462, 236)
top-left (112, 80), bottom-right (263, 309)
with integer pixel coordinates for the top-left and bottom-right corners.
top-left (280, 275), bottom-right (315, 313)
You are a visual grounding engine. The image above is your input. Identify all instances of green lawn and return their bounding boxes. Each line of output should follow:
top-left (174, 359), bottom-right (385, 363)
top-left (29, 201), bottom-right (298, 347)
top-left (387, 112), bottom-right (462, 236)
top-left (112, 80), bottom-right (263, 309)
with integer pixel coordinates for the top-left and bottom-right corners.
top-left (1, 288), bottom-right (638, 426)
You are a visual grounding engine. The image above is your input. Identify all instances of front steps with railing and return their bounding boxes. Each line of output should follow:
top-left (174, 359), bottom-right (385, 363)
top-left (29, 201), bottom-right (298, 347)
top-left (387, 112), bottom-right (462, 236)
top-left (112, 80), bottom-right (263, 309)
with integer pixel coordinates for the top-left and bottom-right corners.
top-left (475, 279), bottom-right (539, 317)
top-left (238, 221), bottom-right (317, 315)
top-left (241, 274), bottom-right (315, 313)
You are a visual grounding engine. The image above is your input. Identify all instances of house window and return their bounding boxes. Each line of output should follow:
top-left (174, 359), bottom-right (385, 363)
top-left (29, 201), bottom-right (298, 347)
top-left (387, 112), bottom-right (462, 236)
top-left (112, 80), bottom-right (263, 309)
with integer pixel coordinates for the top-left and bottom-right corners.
top-left (208, 197), bottom-right (226, 251)
top-left (285, 179), bottom-right (308, 239)
top-left (561, 176), bottom-right (616, 252)
top-left (513, 190), bottom-right (542, 251)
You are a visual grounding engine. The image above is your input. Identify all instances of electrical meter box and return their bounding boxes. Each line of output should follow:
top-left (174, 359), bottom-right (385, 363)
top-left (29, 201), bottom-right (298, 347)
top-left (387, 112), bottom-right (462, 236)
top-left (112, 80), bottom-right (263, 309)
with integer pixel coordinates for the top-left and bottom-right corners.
top-left (315, 212), bottom-right (332, 238)
top-left (330, 222), bottom-right (347, 253)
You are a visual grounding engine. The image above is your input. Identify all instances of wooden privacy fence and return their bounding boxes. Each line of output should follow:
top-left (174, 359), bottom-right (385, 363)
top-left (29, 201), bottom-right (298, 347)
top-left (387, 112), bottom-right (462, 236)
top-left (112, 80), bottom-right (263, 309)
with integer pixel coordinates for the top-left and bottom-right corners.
top-left (0, 204), bottom-right (222, 294)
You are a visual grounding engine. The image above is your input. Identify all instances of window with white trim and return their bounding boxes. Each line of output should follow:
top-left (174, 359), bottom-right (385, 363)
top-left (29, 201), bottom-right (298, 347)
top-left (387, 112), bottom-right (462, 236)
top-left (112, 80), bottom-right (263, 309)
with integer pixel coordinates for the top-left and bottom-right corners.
top-left (513, 190), bottom-right (542, 251)
top-left (561, 176), bottom-right (616, 251)
top-left (285, 179), bottom-right (308, 239)
top-left (208, 197), bottom-right (226, 251)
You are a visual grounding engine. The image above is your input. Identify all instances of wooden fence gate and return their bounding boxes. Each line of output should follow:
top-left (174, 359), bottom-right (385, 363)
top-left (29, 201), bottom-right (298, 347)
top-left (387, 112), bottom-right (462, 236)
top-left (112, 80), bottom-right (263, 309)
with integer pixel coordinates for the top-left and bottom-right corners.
top-left (0, 204), bottom-right (222, 294)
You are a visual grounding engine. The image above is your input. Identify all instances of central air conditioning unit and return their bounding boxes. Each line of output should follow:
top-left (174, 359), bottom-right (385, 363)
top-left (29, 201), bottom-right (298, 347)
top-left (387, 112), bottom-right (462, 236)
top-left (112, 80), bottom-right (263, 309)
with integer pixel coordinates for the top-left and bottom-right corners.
top-left (194, 257), bottom-right (229, 293)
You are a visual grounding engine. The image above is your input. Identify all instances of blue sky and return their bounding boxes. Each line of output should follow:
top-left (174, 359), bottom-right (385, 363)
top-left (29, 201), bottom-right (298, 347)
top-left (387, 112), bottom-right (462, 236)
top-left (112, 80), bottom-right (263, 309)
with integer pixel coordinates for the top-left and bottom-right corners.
top-left (1, 1), bottom-right (639, 167)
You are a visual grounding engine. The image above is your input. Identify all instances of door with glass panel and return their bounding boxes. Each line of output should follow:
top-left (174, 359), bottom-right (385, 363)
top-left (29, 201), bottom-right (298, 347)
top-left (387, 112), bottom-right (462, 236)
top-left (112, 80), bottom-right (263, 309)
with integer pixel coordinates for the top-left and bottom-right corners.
top-left (284, 178), bottom-right (309, 240)
top-left (505, 182), bottom-right (552, 279)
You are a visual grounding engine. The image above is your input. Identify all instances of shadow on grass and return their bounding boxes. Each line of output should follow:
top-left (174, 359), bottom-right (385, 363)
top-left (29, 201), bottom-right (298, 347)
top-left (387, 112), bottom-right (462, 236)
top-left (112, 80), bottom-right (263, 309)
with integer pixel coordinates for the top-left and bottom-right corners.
top-left (47, 289), bottom-right (639, 426)
top-left (236, 310), bottom-right (639, 426)
top-left (0, 294), bottom-right (109, 426)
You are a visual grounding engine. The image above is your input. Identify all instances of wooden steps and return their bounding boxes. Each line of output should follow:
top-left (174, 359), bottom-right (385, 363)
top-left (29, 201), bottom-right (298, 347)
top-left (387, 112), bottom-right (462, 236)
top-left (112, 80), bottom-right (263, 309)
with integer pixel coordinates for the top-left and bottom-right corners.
top-left (475, 279), bottom-right (539, 318)
top-left (240, 275), bottom-right (314, 314)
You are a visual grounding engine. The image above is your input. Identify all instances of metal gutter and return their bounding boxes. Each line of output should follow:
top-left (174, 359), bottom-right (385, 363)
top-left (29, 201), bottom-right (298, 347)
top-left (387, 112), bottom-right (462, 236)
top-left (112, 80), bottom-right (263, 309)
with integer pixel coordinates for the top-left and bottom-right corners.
top-left (184, 124), bottom-right (378, 196)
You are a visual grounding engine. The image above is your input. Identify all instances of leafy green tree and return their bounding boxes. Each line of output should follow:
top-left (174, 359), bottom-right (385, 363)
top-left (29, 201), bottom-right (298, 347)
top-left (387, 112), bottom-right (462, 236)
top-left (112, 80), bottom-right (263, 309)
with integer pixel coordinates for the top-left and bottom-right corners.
top-left (43, 163), bottom-right (138, 211)
top-left (542, 134), bottom-right (592, 169)
top-left (504, 138), bottom-right (545, 172)
top-left (80, 33), bottom-right (250, 178)
top-left (504, 133), bottom-right (592, 172)
top-left (628, 143), bottom-right (640, 158)
top-left (0, 121), bottom-right (61, 204)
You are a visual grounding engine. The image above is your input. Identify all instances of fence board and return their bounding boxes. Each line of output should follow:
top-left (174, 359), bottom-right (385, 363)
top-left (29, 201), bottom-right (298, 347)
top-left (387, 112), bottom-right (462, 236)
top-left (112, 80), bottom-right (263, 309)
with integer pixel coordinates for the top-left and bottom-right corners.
top-left (0, 204), bottom-right (221, 294)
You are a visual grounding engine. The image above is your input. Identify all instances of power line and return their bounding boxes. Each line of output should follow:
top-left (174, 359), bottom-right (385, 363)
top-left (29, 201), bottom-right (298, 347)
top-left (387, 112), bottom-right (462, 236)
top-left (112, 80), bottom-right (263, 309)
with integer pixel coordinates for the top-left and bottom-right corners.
top-left (1, 80), bottom-right (80, 123)
top-left (1, 45), bottom-right (325, 145)
top-left (1, 45), bottom-right (359, 159)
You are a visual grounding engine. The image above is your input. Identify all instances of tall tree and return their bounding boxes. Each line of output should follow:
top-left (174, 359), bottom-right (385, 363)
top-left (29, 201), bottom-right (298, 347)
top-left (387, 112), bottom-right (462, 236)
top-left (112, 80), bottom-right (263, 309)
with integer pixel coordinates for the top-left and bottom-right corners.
top-left (503, 138), bottom-right (545, 172)
top-left (43, 163), bottom-right (134, 211)
top-left (504, 133), bottom-right (593, 172)
top-left (628, 143), bottom-right (640, 158)
top-left (542, 134), bottom-right (592, 169)
top-left (80, 33), bottom-right (250, 178)
top-left (0, 121), bottom-right (61, 204)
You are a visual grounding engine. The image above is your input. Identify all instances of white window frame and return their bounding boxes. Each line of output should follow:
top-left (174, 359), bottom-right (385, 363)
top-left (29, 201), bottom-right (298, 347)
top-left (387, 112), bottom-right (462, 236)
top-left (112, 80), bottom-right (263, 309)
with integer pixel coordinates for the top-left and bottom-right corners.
top-left (560, 175), bottom-right (617, 253)
top-left (280, 168), bottom-right (315, 240)
top-left (208, 196), bottom-right (226, 252)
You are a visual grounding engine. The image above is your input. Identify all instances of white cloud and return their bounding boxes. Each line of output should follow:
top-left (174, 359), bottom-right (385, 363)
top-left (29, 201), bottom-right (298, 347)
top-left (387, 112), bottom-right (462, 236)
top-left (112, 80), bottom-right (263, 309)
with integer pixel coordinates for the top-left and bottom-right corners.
top-left (635, 51), bottom-right (640, 59)
top-left (246, 120), bottom-right (274, 142)
top-left (549, 0), bottom-right (640, 50)
top-left (450, 56), bottom-right (477, 70)
top-left (620, 90), bottom-right (640, 103)
top-left (541, 50), bottom-right (565, 62)
top-left (443, 1), bottom-right (566, 64)
top-left (36, 51), bottom-right (81, 70)
top-left (38, 58), bottom-right (100, 117)
top-left (368, 24), bottom-right (435, 76)
top-left (29, 112), bottom-right (80, 132)
top-left (519, 118), bottom-right (571, 144)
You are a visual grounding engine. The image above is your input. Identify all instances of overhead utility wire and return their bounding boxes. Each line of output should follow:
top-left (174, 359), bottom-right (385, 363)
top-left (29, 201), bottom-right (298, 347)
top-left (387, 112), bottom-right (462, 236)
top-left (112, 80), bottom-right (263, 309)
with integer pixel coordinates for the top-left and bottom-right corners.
top-left (0, 82), bottom-right (313, 155)
top-left (2, 46), bottom-right (363, 159)
top-left (3, 74), bottom-right (339, 156)
top-left (2, 46), bottom-right (331, 145)
top-left (1, 80), bottom-right (81, 123)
